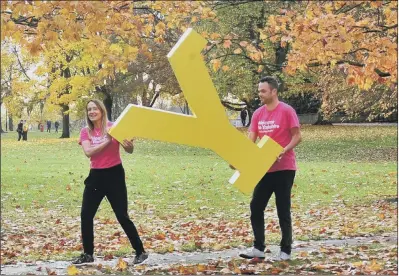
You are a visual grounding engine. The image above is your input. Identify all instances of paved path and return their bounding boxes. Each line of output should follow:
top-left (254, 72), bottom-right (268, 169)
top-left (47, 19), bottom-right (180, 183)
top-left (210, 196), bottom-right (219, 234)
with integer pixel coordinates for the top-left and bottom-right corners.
top-left (1, 234), bottom-right (396, 275)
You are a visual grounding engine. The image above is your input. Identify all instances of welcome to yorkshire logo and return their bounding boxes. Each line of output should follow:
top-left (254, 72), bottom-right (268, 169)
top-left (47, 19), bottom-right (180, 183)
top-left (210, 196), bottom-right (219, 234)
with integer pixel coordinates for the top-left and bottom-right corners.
top-left (109, 28), bottom-right (283, 194)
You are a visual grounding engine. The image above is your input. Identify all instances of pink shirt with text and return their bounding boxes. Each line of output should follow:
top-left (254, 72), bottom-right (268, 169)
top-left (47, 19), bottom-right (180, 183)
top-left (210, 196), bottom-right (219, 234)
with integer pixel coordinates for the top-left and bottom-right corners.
top-left (249, 102), bottom-right (300, 172)
top-left (79, 122), bottom-right (121, 169)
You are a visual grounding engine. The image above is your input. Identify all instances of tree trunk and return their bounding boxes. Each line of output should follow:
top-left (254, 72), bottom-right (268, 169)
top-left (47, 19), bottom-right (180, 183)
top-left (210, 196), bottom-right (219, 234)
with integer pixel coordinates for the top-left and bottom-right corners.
top-left (95, 85), bottom-right (113, 121)
top-left (60, 104), bottom-right (70, 138)
top-left (184, 101), bottom-right (190, 115)
top-left (103, 93), bottom-right (112, 121)
top-left (59, 57), bottom-right (71, 138)
top-left (246, 109), bottom-right (252, 127)
top-left (149, 91), bottom-right (160, 107)
top-left (1, 104), bottom-right (4, 133)
top-left (275, 43), bottom-right (289, 91)
top-left (313, 112), bottom-right (333, 125)
top-left (141, 87), bottom-right (149, 107)
top-left (8, 115), bottom-right (13, 131)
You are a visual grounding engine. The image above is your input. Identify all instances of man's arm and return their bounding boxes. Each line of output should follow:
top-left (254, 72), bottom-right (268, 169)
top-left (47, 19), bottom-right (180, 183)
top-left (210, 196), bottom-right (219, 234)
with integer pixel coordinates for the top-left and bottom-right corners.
top-left (248, 131), bottom-right (257, 143)
top-left (278, 127), bottom-right (302, 159)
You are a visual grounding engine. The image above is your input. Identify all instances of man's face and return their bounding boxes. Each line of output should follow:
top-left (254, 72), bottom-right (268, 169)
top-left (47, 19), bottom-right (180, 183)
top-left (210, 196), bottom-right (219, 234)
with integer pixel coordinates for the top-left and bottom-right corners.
top-left (258, 82), bottom-right (276, 105)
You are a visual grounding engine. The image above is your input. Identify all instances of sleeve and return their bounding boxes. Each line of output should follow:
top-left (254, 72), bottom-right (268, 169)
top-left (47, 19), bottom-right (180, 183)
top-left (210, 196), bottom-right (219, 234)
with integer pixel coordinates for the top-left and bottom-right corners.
top-left (248, 110), bottom-right (259, 133)
top-left (79, 128), bottom-right (89, 145)
top-left (287, 107), bottom-right (300, 129)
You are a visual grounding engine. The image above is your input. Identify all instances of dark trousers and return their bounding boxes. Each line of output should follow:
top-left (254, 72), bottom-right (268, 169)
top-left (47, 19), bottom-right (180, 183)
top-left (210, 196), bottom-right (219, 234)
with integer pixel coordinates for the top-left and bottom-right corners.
top-left (81, 164), bottom-right (144, 255)
top-left (250, 170), bottom-right (295, 254)
top-left (18, 131), bottom-right (22, 141)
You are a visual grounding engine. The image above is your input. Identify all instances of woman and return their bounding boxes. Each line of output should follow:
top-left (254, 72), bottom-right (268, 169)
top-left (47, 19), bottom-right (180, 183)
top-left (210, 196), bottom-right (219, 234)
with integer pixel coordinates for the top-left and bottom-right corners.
top-left (73, 99), bottom-right (148, 265)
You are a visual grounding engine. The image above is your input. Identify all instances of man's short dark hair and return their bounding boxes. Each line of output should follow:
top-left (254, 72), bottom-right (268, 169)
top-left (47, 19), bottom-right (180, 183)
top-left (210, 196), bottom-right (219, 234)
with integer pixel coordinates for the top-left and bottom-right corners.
top-left (259, 76), bottom-right (279, 91)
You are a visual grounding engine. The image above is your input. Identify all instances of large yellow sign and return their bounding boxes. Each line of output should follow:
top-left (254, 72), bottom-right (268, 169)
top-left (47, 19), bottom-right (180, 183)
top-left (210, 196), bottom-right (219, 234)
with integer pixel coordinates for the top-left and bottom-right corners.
top-left (109, 28), bottom-right (283, 194)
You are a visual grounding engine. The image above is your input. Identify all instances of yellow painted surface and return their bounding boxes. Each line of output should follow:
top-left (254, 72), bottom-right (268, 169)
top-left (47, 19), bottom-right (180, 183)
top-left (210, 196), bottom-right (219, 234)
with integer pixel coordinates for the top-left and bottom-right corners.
top-left (109, 28), bottom-right (283, 194)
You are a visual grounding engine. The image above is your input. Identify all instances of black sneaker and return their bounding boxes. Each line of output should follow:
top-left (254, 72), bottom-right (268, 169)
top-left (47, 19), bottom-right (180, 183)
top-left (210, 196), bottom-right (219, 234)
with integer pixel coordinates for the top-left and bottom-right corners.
top-left (133, 252), bottom-right (148, 264)
top-left (72, 253), bottom-right (94, 265)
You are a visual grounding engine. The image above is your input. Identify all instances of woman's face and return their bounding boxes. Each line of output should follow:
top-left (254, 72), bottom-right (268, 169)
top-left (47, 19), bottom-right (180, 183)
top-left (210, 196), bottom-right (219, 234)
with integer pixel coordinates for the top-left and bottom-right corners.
top-left (87, 102), bottom-right (102, 123)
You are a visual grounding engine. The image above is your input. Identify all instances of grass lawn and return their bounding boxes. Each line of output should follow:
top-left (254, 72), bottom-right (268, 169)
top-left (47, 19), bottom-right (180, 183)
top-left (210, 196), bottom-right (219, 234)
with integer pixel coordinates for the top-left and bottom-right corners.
top-left (1, 125), bottom-right (397, 263)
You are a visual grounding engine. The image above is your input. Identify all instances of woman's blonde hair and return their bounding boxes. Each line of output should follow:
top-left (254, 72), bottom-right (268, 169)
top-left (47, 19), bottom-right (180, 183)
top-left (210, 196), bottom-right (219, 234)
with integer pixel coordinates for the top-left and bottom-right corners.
top-left (85, 99), bottom-right (108, 136)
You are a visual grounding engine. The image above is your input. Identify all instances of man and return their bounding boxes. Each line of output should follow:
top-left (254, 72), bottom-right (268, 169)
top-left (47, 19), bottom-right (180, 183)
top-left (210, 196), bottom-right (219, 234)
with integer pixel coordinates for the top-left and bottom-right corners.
top-left (55, 121), bottom-right (59, 133)
top-left (240, 108), bottom-right (248, 127)
top-left (16, 120), bottom-right (23, 141)
top-left (239, 76), bottom-right (302, 261)
top-left (47, 120), bottom-right (51, 132)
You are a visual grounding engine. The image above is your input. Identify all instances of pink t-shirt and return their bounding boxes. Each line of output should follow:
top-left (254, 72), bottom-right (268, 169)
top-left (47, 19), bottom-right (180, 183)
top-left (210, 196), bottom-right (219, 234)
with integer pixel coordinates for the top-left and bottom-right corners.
top-left (79, 122), bottom-right (122, 169)
top-left (249, 102), bottom-right (300, 172)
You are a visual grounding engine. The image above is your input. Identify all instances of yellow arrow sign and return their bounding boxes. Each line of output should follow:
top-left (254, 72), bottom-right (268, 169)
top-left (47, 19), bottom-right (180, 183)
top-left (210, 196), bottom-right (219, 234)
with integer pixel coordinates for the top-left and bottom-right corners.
top-left (109, 28), bottom-right (283, 194)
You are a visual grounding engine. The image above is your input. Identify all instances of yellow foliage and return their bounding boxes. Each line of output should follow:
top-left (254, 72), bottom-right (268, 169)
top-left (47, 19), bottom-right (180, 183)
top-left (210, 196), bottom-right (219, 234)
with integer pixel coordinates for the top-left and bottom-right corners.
top-left (265, 1), bottom-right (397, 89)
top-left (155, 22), bottom-right (166, 36)
top-left (222, 65), bottom-right (229, 72)
top-left (212, 59), bottom-right (221, 72)
top-left (210, 33), bottom-right (221, 40)
top-left (233, 48), bottom-right (242, 54)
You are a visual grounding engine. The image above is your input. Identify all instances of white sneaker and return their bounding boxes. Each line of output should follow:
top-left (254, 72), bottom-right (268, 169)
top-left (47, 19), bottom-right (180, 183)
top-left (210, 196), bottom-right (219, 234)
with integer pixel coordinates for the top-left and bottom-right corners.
top-left (272, 251), bottom-right (291, 261)
top-left (239, 247), bottom-right (265, 259)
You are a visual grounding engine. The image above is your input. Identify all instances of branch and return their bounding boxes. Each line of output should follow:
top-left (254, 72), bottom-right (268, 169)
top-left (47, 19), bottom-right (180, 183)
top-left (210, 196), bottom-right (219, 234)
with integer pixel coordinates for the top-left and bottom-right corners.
top-left (345, 48), bottom-right (370, 55)
top-left (309, 26), bottom-right (321, 34)
top-left (377, 24), bottom-right (398, 30)
top-left (352, 24), bottom-right (398, 34)
top-left (335, 3), bottom-right (363, 15)
top-left (308, 60), bottom-right (391, 77)
top-left (203, 43), bottom-right (216, 56)
top-left (12, 47), bottom-right (31, 81)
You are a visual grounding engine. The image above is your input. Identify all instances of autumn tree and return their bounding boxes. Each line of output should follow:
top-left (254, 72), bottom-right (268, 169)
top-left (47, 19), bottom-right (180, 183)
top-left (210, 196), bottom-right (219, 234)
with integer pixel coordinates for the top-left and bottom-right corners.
top-left (1, 40), bottom-right (42, 131)
top-left (265, 1), bottom-right (397, 119)
top-left (200, 1), bottom-right (397, 121)
top-left (197, 1), bottom-right (311, 122)
top-left (1, 1), bottom-right (215, 137)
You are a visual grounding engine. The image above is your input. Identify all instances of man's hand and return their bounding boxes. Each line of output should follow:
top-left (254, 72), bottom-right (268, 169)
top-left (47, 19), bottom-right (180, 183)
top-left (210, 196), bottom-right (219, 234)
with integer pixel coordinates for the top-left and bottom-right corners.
top-left (277, 148), bottom-right (287, 162)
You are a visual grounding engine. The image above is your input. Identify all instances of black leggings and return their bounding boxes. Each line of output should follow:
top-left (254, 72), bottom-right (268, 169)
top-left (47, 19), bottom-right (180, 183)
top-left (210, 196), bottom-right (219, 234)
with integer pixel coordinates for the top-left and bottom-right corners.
top-left (250, 170), bottom-right (296, 254)
top-left (80, 164), bottom-right (144, 255)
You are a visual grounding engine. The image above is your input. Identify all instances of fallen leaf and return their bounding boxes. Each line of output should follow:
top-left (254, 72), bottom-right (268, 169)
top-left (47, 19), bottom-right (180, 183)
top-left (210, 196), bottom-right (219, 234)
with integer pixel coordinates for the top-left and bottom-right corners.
top-left (115, 258), bottom-right (127, 271)
top-left (66, 265), bottom-right (79, 275)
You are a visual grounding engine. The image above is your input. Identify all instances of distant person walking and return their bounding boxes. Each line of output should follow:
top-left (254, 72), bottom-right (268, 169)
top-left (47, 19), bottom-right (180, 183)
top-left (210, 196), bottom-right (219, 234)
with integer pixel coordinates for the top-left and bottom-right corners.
top-left (55, 121), bottom-right (59, 133)
top-left (240, 108), bottom-right (248, 127)
top-left (17, 120), bottom-right (23, 141)
top-left (22, 121), bottom-right (28, 141)
top-left (47, 120), bottom-right (51, 133)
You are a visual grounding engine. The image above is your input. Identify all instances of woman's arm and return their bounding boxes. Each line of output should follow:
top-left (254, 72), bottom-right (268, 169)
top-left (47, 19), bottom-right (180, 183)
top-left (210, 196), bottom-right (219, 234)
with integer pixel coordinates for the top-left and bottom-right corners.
top-left (121, 139), bottom-right (134, 154)
top-left (81, 136), bottom-right (112, 158)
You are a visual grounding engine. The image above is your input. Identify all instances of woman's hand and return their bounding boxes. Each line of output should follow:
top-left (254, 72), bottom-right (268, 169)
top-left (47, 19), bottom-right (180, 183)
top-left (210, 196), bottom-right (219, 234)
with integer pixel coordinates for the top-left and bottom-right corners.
top-left (122, 138), bottom-right (135, 154)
